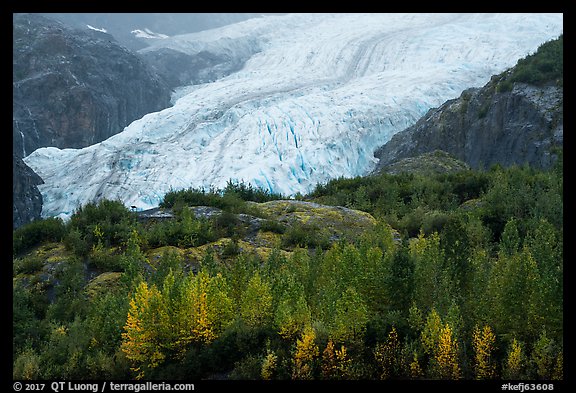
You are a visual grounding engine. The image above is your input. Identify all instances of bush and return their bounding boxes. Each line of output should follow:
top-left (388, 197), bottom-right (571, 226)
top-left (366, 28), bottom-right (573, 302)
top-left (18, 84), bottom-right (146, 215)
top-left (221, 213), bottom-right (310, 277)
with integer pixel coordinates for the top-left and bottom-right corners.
top-left (160, 180), bottom-right (284, 214)
top-left (229, 354), bottom-right (264, 380)
top-left (223, 179), bottom-right (284, 203)
top-left (497, 35), bottom-right (563, 89)
top-left (282, 223), bottom-right (330, 250)
top-left (144, 207), bottom-right (217, 249)
top-left (260, 219), bottom-right (287, 234)
top-left (421, 210), bottom-right (450, 236)
top-left (13, 217), bottom-right (67, 255)
top-left (63, 228), bottom-right (90, 257)
top-left (68, 199), bottom-right (135, 248)
top-left (14, 255), bottom-right (44, 275)
top-left (89, 245), bottom-right (125, 272)
top-left (13, 347), bottom-right (41, 379)
top-left (214, 211), bottom-right (241, 238)
top-left (222, 238), bottom-right (241, 257)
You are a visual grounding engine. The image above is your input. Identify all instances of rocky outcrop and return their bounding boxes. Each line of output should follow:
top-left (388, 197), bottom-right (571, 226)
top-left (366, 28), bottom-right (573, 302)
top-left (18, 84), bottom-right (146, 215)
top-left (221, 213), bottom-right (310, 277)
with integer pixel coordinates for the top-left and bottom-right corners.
top-left (374, 78), bottom-right (563, 171)
top-left (13, 13), bottom-right (172, 155)
top-left (13, 13), bottom-right (173, 228)
top-left (13, 156), bottom-right (43, 229)
top-left (255, 200), bottom-right (377, 241)
top-left (377, 150), bottom-right (471, 175)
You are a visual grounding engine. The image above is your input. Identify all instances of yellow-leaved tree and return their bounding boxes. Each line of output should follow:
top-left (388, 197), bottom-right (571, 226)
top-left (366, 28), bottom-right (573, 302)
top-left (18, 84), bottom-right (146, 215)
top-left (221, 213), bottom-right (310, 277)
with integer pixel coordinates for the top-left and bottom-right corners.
top-left (292, 326), bottom-right (319, 379)
top-left (472, 325), bottom-right (497, 379)
top-left (179, 271), bottom-right (234, 347)
top-left (503, 338), bottom-right (525, 379)
top-left (321, 339), bottom-right (337, 379)
top-left (121, 281), bottom-right (166, 379)
top-left (433, 323), bottom-right (461, 379)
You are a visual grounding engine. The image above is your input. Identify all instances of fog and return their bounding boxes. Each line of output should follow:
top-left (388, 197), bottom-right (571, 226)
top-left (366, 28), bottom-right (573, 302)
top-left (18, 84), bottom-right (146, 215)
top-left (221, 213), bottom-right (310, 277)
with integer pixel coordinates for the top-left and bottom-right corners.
top-left (41, 13), bottom-right (283, 50)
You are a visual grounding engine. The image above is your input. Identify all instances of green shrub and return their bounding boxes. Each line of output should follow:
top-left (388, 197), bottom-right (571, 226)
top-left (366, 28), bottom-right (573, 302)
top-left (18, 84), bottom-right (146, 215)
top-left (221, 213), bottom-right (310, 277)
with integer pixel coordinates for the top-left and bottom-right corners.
top-left (282, 223), bottom-right (330, 249)
top-left (14, 255), bottom-right (44, 275)
top-left (229, 354), bottom-right (264, 380)
top-left (214, 211), bottom-right (241, 238)
top-left (68, 199), bottom-right (135, 248)
top-left (222, 238), bottom-right (241, 257)
top-left (89, 245), bottom-right (125, 272)
top-left (496, 35), bottom-right (563, 90)
top-left (260, 219), bottom-right (287, 234)
top-left (13, 217), bottom-right (67, 255)
top-left (421, 210), bottom-right (450, 236)
top-left (160, 180), bottom-right (284, 213)
top-left (63, 227), bottom-right (90, 257)
top-left (13, 347), bottom-right (41, 379)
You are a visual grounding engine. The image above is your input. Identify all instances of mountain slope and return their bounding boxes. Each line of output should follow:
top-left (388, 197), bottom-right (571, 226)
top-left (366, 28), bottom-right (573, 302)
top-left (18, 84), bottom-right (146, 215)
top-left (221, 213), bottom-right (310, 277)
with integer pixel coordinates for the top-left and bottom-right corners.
top-left (13, 13), bottom-right (172, 156)
top-left (13, 13), bottom-right (173, 228)
top-left (374, 36), bottom-right (563, 171)
top-left (13, 156), bottom-right (44, 229)
top-left (23, 13), bottom-right (563, 220)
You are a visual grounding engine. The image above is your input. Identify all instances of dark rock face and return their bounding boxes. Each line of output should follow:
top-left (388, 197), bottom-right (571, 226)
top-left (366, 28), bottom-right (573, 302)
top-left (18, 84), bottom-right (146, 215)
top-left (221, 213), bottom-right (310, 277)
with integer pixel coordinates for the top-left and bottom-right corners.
top-left (13, 13), bottom-right (172, 155)
top-left (13, 13), bottom-right (173, 228)
top-left (13, 156), bottom-right (43, 229)
top-left (374, 80), bottom-right (563, 172)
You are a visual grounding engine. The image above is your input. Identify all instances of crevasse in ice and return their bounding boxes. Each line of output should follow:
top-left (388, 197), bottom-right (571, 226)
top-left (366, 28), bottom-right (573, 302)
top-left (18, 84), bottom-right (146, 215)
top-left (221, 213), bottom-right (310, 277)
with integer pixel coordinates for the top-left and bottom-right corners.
top-left (23, 13), bottom-right (563, 219)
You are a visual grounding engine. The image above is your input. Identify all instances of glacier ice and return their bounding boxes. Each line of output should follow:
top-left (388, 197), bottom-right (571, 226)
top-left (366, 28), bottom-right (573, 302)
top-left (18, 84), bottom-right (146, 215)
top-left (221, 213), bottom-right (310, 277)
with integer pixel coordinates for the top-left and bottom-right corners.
top-left (23, 13), bottom-right (563, 219)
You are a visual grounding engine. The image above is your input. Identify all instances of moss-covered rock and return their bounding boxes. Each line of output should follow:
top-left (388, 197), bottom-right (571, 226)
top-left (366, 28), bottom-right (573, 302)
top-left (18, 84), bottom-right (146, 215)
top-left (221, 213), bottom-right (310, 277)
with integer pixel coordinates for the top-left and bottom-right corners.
top-left (252, 200), bottom-right (377, 242)
top-left (183, 237), bottom-right (291, 266)
top-left (85, 272), bottom-right (122, 299)
top-left (380, 150), bottom-right (470, 175)
top-left (13, 242), bottom-right (74, 281)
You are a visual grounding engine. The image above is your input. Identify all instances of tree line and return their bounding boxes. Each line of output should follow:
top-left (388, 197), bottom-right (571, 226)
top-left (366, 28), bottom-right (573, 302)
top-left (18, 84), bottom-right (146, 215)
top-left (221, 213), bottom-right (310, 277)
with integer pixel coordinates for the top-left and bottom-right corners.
top-left (13, 159), bottom-right (562, 380)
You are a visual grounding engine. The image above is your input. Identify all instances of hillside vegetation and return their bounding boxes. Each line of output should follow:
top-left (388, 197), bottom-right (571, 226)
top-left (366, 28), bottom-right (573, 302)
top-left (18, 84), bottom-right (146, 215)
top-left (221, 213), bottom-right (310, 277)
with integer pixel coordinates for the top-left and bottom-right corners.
top-left (13, 155), bottom-right (563, 380)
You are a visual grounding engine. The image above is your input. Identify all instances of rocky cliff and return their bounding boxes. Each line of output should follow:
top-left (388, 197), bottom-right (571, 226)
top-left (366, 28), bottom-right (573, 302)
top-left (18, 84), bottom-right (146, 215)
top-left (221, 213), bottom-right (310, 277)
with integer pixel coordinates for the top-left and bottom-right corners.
top-left (374, 81), bottom-right (563, 172)
top-left (13, 13), bottom-right (173, 228)
top-left (13, 156), bottom-right (44, 229)
top-left (13, 13), bottom-right (172, 155)
top-left (374, 37), bottom-right (563, 172)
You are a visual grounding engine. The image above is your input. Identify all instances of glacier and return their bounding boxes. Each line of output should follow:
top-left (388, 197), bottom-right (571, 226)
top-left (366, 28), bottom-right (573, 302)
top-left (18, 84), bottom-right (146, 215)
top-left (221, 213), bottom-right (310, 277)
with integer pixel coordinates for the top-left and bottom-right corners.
top-left (23, 13), bottom-right (563, 219)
